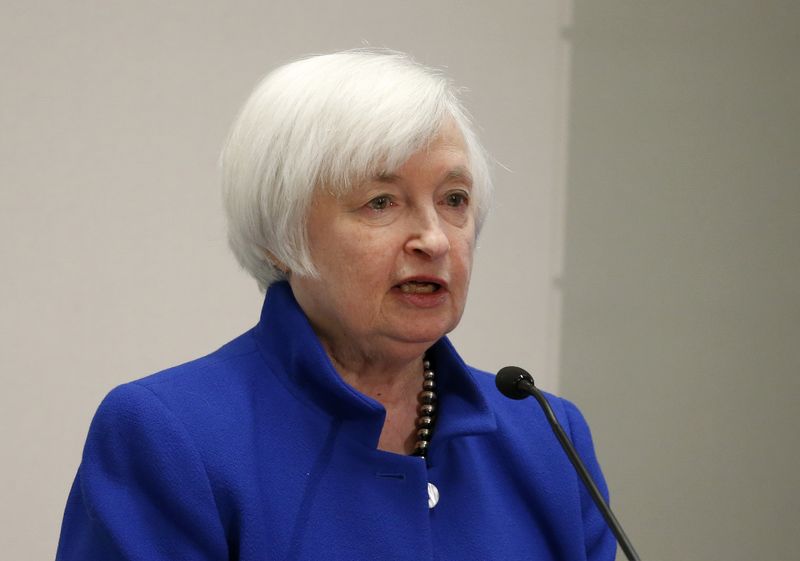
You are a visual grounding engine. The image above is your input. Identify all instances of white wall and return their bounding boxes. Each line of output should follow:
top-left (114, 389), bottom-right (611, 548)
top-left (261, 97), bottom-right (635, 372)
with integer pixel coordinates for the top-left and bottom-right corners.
top-left (6, 3), bottom-right (797, 561)
top-left (0, 2), bottom-right (571, 559)
top-left (560, 2), bottom-right (800, 560)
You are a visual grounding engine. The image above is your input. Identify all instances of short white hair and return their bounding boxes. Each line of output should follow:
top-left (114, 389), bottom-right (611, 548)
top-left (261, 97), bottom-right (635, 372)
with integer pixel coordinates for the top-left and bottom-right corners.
top-left (221, 49), bottom-right (493, 291)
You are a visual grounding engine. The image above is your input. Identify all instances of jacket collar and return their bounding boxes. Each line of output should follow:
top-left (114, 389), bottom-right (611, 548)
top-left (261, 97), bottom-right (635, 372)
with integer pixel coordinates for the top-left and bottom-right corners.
top-left (252, 281), bottom-right (496, 448)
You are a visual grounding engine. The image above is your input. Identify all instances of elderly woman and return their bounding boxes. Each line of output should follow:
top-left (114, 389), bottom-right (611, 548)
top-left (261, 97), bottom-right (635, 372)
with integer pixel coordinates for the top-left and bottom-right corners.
top-left (57, 50), bottom-right (615, 561)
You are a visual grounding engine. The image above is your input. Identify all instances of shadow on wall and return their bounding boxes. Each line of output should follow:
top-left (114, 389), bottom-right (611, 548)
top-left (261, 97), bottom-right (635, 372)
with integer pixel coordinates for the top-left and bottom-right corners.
top-left (560, 2), bottom-right (800, 561)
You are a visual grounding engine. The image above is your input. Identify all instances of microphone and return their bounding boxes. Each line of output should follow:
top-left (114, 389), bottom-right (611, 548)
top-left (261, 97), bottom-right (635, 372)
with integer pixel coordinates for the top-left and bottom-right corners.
top-left (495, 365), bottom-right (535, 400)
top-left (496, 367), bottom-right (642, 561)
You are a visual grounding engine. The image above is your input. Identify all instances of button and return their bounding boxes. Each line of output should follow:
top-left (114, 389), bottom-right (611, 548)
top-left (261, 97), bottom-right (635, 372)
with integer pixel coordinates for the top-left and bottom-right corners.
top-left (427, 482), bottom-right (440, 509)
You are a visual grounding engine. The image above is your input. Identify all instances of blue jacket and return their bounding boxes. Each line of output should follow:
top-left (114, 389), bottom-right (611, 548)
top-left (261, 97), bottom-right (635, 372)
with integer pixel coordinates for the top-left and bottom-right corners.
top-left (57, 282), bottom-right (615, 560)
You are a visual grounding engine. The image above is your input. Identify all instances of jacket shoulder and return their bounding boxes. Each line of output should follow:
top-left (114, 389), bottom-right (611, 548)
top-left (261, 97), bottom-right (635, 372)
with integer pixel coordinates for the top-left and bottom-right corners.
top-left (467, 366), bottom-right (580, 434)
top-left (131, 329), bottom-right (263, 395)
top-left (98, 329), bottom-right (277, 448)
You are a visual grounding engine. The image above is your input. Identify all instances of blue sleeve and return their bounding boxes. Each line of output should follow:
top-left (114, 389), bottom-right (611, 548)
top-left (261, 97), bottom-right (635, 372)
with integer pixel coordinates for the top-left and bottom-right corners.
top-left (561, 398), bottom-right (618, 561)
top-left (56, 382), bottom-right (229, 561)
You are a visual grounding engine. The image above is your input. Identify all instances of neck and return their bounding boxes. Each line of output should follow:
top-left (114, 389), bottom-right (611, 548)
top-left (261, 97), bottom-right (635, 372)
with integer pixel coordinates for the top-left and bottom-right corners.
top-left (323, 346), bottom-right (425, 455)
top-left (328, 349), bottom-right (423, 406)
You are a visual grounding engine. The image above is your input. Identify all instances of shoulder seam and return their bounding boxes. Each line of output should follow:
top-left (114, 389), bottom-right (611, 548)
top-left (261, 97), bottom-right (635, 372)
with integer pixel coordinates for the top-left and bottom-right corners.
top-left (139, 346), bottom-right (261, 388)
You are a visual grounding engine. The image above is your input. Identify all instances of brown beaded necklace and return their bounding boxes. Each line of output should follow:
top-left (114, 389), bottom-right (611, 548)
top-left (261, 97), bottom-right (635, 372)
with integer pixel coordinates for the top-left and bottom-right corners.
top-left (412, 357), bottom-right (440, 509)
top-left (412, 358), bottom-right (437, 458)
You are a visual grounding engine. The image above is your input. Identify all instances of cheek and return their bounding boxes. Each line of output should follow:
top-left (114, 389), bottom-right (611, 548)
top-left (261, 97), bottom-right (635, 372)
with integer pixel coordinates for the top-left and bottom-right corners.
top-left (310, 220), bottom-right (361, 270)
top-left (453, 235), bottom-right (476, 271)
top-left (319, 232), bottom-right (391, 284)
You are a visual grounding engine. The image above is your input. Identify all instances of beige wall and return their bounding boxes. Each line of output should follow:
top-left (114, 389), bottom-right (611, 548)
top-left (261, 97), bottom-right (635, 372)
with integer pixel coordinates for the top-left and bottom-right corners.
top-left (560, 2), bottom-right (800, 560)
top-left (0, 2), bottom-right (570, 558)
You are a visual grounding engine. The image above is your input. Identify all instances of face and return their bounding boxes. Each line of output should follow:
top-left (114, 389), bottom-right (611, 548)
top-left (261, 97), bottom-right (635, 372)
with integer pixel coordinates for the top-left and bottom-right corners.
top-left (289, 123), bottom-right (476, 364)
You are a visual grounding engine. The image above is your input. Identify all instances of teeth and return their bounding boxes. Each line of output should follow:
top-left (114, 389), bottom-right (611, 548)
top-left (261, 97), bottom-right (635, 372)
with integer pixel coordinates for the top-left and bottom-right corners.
top-left (399, 282), bottom-right (438, 294)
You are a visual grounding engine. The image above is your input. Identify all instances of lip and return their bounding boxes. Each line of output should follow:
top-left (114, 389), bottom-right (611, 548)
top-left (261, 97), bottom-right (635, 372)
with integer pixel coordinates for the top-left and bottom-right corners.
top-left (391, 276), bottom-right (450, 309)
top-left (393, 276), bottom-right (449, 291)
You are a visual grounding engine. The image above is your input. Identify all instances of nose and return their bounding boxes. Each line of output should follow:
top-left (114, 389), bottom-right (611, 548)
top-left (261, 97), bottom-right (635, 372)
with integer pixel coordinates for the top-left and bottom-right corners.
top-left (405, 209), bottom-right (450, 259)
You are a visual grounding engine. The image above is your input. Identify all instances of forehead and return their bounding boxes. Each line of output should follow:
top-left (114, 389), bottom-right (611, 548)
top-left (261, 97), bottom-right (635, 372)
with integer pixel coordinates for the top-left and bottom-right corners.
top-left (373, 124), bottom-right (471, 183)
top-left (373, 165), bottom-right (473, 189)
top-left (319, 117), bottom-right (470, 192)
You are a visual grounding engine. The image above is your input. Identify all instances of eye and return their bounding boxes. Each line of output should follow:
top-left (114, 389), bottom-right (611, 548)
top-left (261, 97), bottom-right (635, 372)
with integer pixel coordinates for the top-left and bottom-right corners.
top-left (443, 190), bottom-right (470, 208)
top-left (366, 195), bottom-right (394, 211)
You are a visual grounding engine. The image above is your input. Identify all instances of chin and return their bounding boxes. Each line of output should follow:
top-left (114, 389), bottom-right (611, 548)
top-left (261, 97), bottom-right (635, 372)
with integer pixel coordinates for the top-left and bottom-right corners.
top-left (400, 319), bottom-right (458, 345)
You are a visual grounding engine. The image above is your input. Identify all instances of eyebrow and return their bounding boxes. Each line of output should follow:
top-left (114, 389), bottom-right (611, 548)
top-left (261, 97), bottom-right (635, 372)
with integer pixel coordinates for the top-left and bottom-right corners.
top-left (444, 166), bottom-right (474, 186)
top-left (375, 171), bottom-right (400, 183)
top-left (374, 166), bottom-right (474, 186)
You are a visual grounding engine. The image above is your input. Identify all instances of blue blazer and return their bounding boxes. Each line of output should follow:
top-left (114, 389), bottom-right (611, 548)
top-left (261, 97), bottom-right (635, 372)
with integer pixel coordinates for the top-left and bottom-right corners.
top-left (57, 282), bottom-right (615, 560)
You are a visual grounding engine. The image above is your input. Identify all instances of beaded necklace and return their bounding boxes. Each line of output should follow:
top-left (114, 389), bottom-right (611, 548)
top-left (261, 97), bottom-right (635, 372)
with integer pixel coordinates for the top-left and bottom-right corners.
top-left (412, 358), bottom-right (439, 508)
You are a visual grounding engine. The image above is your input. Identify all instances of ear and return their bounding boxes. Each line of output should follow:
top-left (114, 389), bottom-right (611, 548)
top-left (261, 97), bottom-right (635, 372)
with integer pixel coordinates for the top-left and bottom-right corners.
top-left (263, 249), bottom-right (290, 275)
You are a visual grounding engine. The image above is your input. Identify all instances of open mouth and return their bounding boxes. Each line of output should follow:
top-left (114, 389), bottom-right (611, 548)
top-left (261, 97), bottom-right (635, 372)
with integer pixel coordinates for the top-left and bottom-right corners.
top-left (397, 281), bottom-right (442, 294)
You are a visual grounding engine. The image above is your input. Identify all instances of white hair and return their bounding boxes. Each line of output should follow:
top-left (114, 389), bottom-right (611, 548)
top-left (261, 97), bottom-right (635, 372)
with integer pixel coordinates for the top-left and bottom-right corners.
top-left (221, 49), bottom-right (493, 291)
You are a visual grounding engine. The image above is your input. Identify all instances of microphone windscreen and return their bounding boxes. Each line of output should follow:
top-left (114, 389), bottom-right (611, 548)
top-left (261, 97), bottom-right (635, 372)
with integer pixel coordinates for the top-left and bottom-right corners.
top-left (495, 366), bottom-right (534, 400)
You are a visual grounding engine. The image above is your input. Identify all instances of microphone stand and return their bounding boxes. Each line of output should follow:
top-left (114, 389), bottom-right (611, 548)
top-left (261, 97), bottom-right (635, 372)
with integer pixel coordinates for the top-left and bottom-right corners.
top-left (498, 368), bottom-right (641, 561)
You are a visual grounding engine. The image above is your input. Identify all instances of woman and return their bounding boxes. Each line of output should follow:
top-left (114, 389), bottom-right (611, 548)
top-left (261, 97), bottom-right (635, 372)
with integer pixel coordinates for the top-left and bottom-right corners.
top-left (57, 50), bottom-right (615, 561)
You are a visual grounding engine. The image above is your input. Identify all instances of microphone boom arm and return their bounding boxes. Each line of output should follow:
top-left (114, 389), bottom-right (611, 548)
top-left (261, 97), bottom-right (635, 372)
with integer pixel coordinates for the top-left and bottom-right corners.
top-left (497, 368), bottom-right (641, 561)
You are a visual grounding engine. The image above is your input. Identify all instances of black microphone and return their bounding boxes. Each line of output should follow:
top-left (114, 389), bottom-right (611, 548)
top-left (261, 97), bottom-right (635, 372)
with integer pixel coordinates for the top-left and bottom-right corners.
top-left (496, 366), bottom-right (642, 561)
